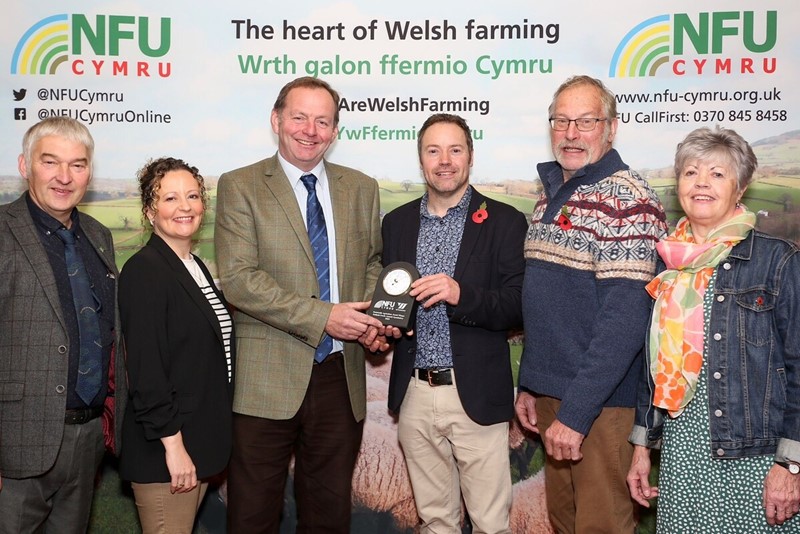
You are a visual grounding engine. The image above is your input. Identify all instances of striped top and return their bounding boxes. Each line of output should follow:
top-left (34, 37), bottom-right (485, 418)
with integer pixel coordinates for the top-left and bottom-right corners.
top-left (182, 257), bottom-right (233, 382)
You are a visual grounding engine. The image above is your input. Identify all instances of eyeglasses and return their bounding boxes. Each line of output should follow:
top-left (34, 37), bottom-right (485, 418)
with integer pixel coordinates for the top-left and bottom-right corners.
top-left (549, 117), bottom-right (607, 132)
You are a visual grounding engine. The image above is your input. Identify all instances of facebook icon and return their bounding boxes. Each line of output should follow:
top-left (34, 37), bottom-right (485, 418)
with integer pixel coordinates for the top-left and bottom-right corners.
top-left (14, 108), bottom-right (27, 120)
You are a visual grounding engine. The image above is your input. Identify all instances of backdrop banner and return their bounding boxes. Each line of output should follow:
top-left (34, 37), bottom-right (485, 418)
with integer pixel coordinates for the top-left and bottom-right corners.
top-left (2, 2), bottom-right (798, 532)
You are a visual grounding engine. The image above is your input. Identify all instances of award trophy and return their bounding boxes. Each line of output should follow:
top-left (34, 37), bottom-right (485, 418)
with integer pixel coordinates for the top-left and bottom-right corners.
top-left (368, 262), bottom-right (420, 329)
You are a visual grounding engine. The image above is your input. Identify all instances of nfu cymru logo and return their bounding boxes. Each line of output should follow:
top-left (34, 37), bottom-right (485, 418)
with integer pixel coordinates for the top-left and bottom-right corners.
top-left (609, 11), bottom-right (777, 77)
top-left (11, 14), bottom-right (172, 77)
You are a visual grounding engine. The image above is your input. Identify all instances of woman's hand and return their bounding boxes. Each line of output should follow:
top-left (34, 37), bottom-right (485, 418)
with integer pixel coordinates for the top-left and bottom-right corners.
top-left (763, 464), bottom-right (800, 526)
top-left (161, 431), bottom-right (198, 494)
top-left (627, 445), bottom-right (658, 507)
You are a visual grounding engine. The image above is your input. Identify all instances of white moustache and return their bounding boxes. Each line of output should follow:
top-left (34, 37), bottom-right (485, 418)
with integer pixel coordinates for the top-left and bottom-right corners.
top-left (558, 141), bottom-right (587, 151)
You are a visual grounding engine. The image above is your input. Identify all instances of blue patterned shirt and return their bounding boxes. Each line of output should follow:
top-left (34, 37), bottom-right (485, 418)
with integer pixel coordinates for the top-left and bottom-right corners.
top-left (413, 187), bottom-right (471, 369)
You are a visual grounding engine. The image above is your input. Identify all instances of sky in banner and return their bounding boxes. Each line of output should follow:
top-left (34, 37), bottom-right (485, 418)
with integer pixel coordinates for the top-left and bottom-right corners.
top-left (1, 0), bottom-right (797, 182)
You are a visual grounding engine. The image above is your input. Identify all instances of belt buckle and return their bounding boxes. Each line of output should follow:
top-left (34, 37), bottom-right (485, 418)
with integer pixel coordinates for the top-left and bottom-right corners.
top-left (426, 370), bottom-right (435, 387)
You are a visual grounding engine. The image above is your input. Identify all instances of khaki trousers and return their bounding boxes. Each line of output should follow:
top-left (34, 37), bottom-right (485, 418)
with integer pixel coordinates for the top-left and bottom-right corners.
top-left (398, 373), bottom-right (512, 534)
top-left (131, 481), bottom-right (208, 534)
top-left (536, 396), bottom-right (636, 534)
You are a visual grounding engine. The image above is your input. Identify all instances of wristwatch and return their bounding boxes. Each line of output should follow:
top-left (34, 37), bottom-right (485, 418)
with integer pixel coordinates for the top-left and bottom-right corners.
top-left (776, 460), bottom-right (800, 475)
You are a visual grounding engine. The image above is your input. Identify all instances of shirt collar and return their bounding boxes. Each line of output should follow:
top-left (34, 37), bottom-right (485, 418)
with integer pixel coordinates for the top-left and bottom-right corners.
top-left (25, 191), bottom-right (81, 234)
top-left (420, 185), bottom-right (473, 220)
top-left (538, 149), bottom-right (627, 189)
top-left (276, 152), bottom-right (327, 189)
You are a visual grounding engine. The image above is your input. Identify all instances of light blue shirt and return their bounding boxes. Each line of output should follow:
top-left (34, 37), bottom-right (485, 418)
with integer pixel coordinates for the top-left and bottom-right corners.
top-left (277, 153), bottom-right (343, 354)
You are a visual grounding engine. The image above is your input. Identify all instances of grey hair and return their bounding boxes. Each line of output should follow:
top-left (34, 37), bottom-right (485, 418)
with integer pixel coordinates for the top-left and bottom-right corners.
top-left (674, 126), bottom-right (758, 190)
top-left (22, 117), bottom-right (94, 171)
top-left (547, 75), bottom-right (618, 120)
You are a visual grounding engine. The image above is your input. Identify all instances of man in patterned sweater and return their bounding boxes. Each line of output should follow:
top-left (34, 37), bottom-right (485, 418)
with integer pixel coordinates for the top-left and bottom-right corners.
top-left (515, 75), bottom-right (667, 533)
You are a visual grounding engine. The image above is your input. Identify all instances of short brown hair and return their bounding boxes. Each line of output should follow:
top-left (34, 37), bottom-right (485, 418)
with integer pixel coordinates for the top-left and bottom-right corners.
top-left (272, 76), bottom-right (341, 127)
top-left (417, 113), bottom-right (473, 162)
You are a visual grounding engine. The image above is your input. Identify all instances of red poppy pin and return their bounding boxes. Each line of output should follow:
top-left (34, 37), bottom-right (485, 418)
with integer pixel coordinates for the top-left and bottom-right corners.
top-left (755, 296), bottom-right (764, 307)
top-left (557, 206), bottom-right (572, 230)
top-left (472, 201), bottom-right (488, 224)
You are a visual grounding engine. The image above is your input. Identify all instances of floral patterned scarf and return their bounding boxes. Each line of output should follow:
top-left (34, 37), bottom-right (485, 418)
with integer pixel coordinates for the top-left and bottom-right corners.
top-left (645, 207), bottom-right (756, 417)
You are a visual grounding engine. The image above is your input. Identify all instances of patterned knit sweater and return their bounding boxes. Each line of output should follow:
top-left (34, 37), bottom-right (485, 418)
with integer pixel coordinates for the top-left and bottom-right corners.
top-left (518, 149), bottom-right (667, 435)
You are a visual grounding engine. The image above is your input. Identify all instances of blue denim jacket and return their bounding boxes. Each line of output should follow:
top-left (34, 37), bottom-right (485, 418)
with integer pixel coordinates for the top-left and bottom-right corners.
top-left (630, 230), bottom-right (800, 462)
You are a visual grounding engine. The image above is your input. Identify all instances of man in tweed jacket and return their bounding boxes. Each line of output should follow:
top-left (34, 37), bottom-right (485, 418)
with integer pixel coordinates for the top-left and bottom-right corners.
top-left (0, 117), bottom-right (125, 533)
top-left (215, 77), bottom-right (384, 533)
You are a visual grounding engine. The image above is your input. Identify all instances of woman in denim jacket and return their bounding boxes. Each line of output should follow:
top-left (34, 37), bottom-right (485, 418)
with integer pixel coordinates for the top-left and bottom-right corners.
top-left (626, 126), bottom-right (800, 532)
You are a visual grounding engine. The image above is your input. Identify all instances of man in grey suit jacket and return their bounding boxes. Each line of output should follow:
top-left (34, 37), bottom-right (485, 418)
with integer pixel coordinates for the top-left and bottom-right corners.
top-left (215, 76), bottom-right (386, 533)
top-left (0, 117), bottom-right (126, 533)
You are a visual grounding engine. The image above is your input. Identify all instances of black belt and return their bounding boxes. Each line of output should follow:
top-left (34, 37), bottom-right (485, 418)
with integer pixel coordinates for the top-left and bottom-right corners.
top-left (313, 351), bottom-right (343, 365)
top-left (415, 368), bottom-right (453, 386)
top-left (64, 406), bottom-right (103, 425)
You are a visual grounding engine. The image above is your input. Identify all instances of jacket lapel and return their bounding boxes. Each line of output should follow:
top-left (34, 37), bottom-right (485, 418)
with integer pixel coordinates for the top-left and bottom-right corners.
top-left (453, 187), bottom-right (484, 281)
top-left (81, 217), bottom-right (118, 277)
top-left (400, 199), bottom-right (422, 265)
top-left (5, 196), bottom-right (67, 331)
top-left (327, 162), bottom-right (351, 284)
top-left (148, 234), bottom-right (225, 346)
top-left (262, 156), bottom-right (316, 268)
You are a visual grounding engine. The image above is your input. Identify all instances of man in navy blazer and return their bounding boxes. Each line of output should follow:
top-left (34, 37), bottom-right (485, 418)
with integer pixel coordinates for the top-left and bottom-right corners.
top-left (383, 113), bottom-right (527, 533)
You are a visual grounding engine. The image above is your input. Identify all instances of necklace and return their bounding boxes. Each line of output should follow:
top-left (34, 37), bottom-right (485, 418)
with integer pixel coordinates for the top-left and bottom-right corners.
top-left (181, 256), bottom-right (208, 287)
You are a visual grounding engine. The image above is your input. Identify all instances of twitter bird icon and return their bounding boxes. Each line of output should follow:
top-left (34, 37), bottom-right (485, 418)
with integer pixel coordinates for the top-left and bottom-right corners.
top-left (13, 88), bottom-right (27, 101)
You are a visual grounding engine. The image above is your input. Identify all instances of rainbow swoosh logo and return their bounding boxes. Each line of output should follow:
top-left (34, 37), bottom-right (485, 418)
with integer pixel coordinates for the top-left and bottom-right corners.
top-left (11, 14), bottom-right (70, 75)
top-left (609, 15), bottom-right (671, 78)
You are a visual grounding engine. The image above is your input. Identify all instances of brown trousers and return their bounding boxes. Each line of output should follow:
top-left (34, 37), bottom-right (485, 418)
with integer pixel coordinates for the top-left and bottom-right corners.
top-left (226, 355), bottom-right (364, 534)
top-left (536, 396), bottom-right (637, 534)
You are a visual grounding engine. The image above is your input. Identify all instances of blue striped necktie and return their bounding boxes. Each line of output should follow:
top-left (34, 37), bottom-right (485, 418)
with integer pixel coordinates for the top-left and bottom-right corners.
top-left (300, 174), bottom-right (333, 363)
top-left (55, 226), bottom-right (103, 404)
